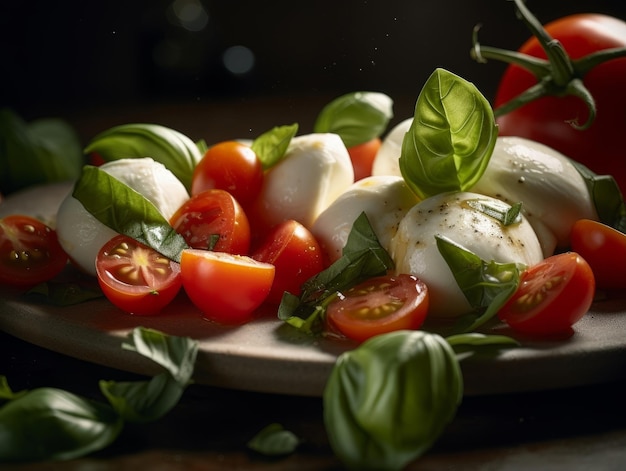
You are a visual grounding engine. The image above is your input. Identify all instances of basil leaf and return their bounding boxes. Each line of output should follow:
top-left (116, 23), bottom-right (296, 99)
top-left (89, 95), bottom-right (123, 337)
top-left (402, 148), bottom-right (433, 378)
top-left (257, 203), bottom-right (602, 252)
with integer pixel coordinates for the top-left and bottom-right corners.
top-left (399, 68), bottom-right (498, 199)
top-left (250, 123), bottom-right (298, 169)
top-left (24, 281), bottom-right (104, 306)
top-left (436, 235), bottom-right (523, 332)
top-left (84, 123), bottom-right (203, 192)
top-left (0, 108), bottom-right (83, 195)
top-left (466, 199), bottom-right (522, 226)
top-left (278, 212), bottom-right (394, 334)
top-left (73, 166), bottom-right (189, 262)
top-left (0, 376), bottom-right (27, 401)
top-left (313, 91), bottom-right (394, 148)
top-left (247, 423), bottom-right (300, 456)
top-left (324, 330), bottom-right (462, 470)
top-left (0, 387), bottom-right (123, 462)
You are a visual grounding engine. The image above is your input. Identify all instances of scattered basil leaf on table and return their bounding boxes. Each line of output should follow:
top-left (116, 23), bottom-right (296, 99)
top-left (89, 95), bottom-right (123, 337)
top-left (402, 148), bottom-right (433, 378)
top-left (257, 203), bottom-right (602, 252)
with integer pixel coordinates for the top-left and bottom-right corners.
top-left (313, 91), bottom-right (394, 148)
top-left (399, 68), bottom-right (498, 199)
top-left (24, 280), bottom-right (104, 306)
top-left (83, 123), bottom-right (203, 192)
top-left (251, 123), bottom-right (299, 169)
top-left (247, 423), bottom-right (300, 456)
top-left (72, 166), bottom-right (189, 263)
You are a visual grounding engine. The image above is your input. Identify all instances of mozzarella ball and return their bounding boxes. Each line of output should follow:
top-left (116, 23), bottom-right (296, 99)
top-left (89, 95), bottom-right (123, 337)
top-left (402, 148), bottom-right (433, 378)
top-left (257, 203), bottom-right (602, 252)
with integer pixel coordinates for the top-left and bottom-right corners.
top-left (56, 158), bottom-right (189, 276)
top-left (371, 117), bottom-right (411, 177)
top-left (390, 191), bottom-right (543, 318)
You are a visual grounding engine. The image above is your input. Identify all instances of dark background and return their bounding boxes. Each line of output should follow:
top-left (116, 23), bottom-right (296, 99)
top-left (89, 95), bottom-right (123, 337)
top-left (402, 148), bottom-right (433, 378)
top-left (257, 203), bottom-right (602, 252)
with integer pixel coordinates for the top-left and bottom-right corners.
top-left (2, 1), bottom-right (625, 140)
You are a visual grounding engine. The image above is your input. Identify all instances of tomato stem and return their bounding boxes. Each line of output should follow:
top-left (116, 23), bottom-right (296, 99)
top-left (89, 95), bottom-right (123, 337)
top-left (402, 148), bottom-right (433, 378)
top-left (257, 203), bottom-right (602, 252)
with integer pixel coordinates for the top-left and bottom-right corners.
top-left (471, 0), bottom-right (626, 130)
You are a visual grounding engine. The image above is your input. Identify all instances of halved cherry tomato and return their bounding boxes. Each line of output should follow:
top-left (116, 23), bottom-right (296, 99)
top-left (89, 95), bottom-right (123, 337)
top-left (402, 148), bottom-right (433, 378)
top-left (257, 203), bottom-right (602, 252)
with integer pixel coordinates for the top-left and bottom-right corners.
top-left (326, 274), bottom-right (429, 343)
top-left (251, 220), bottom-right (324, 304)
top-left (0, 215), bottom-right (68, 288)
top-left (347, 137), bottom-right (381, 181)
top-left (191, 141), bottom-right (264, 207)
top-left (570, 219), bottom-right (626, 291)
top-left (95, 234), bottom-right (182, 315)
top-left (170, 189), bottom-right (251, 255)
top-left (180, 249), bottom-right (275, 324)
top-left (498, 252), bottom-right (595, 336)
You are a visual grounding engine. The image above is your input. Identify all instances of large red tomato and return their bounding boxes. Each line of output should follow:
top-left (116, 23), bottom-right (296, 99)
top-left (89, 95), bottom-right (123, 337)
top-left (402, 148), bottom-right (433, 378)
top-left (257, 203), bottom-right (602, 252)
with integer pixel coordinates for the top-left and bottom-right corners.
top-left (493, 14), bottom-right (626, 193)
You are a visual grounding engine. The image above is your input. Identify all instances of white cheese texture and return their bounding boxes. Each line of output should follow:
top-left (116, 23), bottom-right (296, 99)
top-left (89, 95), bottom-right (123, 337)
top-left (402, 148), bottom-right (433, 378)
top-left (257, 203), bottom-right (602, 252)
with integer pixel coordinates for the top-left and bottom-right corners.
top-left (56, 158), bottom-right (189, 276)
top-left (371, 117), bottom-right (412, 177)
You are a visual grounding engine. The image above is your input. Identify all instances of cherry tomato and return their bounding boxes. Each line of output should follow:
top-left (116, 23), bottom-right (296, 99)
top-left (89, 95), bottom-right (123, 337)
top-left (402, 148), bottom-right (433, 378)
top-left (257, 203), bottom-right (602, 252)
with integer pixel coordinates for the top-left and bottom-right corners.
top-left (326, 274), bottom-right (429, 343)
top-left (251, 220), bottom-right (324, 304)
top-left (570, 219), bottom-right (626, 291)
top-left (0, 215), bottom-right (68, 288)
top-left (347, 137), bottom-right (381, 181)
top-left (494, 14), bottom-right (626, 192)
top-left (170, 189), bottom-right (251, 255)
top-left (180, 249), bottom-right (275, 324)
top-left (191, 141), bottom-right (264, 207)
top-left (498, 252), bottom-right (595, 337)
top-left (95, 235), bottom-right (182, 315)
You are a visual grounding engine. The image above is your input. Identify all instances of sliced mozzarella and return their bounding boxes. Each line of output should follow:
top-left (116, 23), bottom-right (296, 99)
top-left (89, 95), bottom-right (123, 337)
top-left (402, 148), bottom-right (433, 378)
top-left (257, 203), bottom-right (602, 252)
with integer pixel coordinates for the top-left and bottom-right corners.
top-left (471, 136), bottom-right (597, 256)
top-left (256, 133), bottom-right (354, 229)
top-left (390, 191), bottom-right (543, 318)
top-left (56, 158), bottom-right (189, 276)
top-left (311, 175), bottom-right (420, 262)
top-left (371, 117), bottom-right (411, 177)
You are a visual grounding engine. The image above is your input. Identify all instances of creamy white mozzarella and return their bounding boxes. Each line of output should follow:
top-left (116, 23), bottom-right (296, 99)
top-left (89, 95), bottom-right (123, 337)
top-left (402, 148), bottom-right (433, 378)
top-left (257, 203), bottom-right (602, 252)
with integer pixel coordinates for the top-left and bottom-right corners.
top-left (471, 136), bottom-right (597, 256)
top-left (256, 133), bottom-right (354, 229)
top-left (390, 191), bottom-right (543, 318)
top-left (311, 175), bottom-right (420, 262)
top-left (371, 118), bottom-right (411, 177)
top-left (56, 158), bottom-right (189, 276)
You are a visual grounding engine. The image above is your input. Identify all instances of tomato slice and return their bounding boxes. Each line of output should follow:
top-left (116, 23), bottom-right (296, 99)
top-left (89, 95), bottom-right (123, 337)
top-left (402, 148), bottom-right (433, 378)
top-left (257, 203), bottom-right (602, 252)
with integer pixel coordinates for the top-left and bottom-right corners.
top-left (96, 235), bottom-right (182, 315)
top-left (180, 249), bottom-right (275, 324)
top-left (251, 220), bottom-right (324, 304)
top-left (0, 215), bottom-right (68, 288)
top-left (347, 137), bottom-right (381, 181)
top-left (498, 252), bottom-right (595, 337)
top-left (170, 189), bottom-right (251, 255)
top-left (326, 274), bottom-right (429, 343)
top-left (191, 141), bottom-right (264, 207)
top-left (570, 219), bottom-right (626, 291)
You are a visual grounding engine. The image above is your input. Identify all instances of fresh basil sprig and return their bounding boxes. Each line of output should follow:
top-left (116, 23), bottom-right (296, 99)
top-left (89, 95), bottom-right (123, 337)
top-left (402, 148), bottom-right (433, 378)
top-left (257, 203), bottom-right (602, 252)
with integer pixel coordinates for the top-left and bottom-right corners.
top-left (73, 166), bottom-right (189, 263)
top-left (84, 123), bottom-right (203, 192)
top-left (251, 123), bottom-right (299, 170)
top-left (400, 68), bottom-right (498, 199)
top-left (0, 327), bottom-right (198, 463)
top-left (278, 212), bottom-right (394, 334)
top-left (0, 108), bottom-right (83, 195)
top-left (313, 91), bottom-right (394, 148)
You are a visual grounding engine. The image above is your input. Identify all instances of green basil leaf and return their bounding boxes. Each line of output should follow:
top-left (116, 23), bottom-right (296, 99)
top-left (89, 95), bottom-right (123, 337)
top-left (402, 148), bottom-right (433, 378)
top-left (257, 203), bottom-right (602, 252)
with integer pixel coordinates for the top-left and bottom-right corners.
top-left (24, 281), bottom-right (104, 306)
top-left (73, 166), bottom-right (189, 262)
top-left (324, 330), bottom-right (462, 470)
top-left (250, 123), bottom-right (298, 169)
top-left (278, 212), bottom-right (394, 334)
top-left (84, 123), bottom-right (202, 192)
top-left (0, 387), bottom-right (123, 462)
top-left (0, 108), bottom-right (83, 195)
top-left (435, 235), bottom-right (523, 332)
top-left (399, 68), bottom-right (498, 199)
top-left (247, 423), bottom-right (300, 456)
top-left (313, 91), bottom-right (394, 148)
top-left (0, 376), bottom-right (27, 401)
top-left (466, 199), bottom-right (522, 226)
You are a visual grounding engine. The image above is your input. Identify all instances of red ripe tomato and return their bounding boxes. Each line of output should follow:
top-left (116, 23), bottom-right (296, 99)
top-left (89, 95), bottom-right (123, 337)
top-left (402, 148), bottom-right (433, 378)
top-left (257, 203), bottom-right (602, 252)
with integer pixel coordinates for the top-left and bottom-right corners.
top-left (95, 235), bottom-right (182, 315)
top-left (180, 249), bottom-right (275, 324)
top-left (570, 219), bottom-right (626, 291)
top-left (494, 14), bottom-right (626, 192)
top-left (170, 189), bottom-right (251, 255)
top-left (498, 252), bottom-right (595, 337)
top-left (347, 137), bottom-right (381, 181)
top-left (251, 220), bottom-right (324, 304)
top-left (0, 215), bottom-right (68, 288)
top-left (191, 141), bottom-right (264, 207)
top-left (326, 274), bottom-right (429, 343)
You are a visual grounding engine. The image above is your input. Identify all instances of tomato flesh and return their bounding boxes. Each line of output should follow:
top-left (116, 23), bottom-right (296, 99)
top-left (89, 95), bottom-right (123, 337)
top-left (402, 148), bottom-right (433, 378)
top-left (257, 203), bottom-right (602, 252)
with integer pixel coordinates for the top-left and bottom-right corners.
top-left (180, 249), bottom-right (275, 325)
top-left (170, 189), bottom-right (251, 255)
top-left (326, 274), bottom-right (429, 343)
top-left (0, 215), bottom-right (68, 288)
top-left (251, 220), bottom-right (324, 304)
top-left (498, 252), bottom-right (595, 336)
top-left (96, 235), bottom-right (182, 315)
top-left (570, 219), bottom-right (626, 291)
